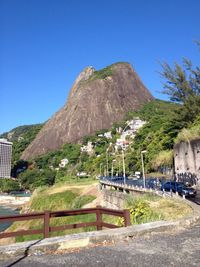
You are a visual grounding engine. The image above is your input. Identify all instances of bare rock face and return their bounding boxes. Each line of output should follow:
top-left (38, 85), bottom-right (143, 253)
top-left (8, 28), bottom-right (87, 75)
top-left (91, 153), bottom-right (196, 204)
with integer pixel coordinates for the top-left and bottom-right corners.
top-left (21, 62), bottom-right (154, 160)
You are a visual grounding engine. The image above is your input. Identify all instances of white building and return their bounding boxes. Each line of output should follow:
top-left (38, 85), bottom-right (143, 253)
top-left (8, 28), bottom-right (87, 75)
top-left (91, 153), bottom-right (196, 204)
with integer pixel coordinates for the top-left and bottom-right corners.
top-left (81, 141), bottom-right (94, 155)
top-left (115, 119), bottom-right (146, 150)
top-left (129, 119), bottom-right (146, 130)
top-left (59, 158), bottom-right (69, 168)
top-left (104, 131), bottom-right (112, 139)
top-left (0, 139), bottom-right (13, 178)
top-left (115, 139), bottom-right (130, 151)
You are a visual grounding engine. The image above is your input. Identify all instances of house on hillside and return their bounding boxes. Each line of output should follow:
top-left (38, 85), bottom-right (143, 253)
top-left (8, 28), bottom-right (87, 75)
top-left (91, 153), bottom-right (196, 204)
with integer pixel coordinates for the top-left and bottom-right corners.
top-left (59, 158), bottom-right (69, 168)
top-left (81, 141), bottom-right (94, 155)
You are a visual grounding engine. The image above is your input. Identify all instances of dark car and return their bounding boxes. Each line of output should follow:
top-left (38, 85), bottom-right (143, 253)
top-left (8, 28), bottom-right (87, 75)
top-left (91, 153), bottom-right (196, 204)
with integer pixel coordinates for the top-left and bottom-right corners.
top-left (146, 178), bottom-right (161, 189)
top-left (161, 181), bottom-right (196, 197)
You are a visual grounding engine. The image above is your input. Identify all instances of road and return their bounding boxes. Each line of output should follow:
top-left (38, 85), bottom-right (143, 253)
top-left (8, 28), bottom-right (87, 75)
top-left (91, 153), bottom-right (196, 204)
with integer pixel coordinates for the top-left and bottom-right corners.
top-left (1, 224), bottom-right (200, 267)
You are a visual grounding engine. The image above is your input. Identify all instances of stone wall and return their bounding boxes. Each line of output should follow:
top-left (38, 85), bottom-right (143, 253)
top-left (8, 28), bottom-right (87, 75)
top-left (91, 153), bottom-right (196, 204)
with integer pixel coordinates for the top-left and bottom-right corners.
top-left (174, 139), bottom-right (200, 186)
top-left (102, 189), bottom-right (138, 209)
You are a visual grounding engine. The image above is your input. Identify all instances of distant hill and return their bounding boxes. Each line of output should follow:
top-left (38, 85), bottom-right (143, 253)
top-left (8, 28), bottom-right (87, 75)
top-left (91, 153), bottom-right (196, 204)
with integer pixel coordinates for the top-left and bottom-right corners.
top-left (21, 62), bottom-right (153, 160)
top-left (0, 124), bottom-right (43, 163)
top-left (0, 124), bottom-right (43, 142)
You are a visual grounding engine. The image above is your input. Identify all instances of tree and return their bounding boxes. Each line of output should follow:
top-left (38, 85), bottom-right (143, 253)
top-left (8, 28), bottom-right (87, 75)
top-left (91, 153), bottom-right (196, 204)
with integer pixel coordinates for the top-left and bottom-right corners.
top-left (160, 43), bottom-right (200, 124)
top-left (18, 169), bottom-right (56, 190)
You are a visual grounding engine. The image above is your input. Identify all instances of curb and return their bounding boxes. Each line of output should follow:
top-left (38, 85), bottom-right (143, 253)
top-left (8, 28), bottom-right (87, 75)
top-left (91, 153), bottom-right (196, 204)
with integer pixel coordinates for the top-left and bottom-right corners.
top-left (0, 221), bottom-right (179, 260)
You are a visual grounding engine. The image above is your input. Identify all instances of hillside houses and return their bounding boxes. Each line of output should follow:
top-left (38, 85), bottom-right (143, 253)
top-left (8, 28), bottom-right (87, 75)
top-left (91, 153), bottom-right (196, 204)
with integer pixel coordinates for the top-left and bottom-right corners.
top-left (115, 118), bottom-right (146, 150)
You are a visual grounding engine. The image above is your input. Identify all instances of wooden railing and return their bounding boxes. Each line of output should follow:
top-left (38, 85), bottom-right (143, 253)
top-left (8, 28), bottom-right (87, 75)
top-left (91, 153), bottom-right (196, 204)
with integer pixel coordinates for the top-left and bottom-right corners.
top-left (0, 206), bottom-right (131, 239)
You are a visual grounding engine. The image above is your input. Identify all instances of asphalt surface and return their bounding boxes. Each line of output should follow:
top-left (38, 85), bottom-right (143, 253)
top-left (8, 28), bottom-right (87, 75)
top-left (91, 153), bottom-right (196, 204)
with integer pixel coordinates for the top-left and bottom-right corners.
top-left (0, 224), bottom-right (200, 267)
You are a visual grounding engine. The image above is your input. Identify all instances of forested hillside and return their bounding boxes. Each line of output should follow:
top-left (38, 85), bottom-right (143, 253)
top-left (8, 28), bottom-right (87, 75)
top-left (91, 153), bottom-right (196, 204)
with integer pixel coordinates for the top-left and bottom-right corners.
top-left (9, 99), bottom-right (181, 191)
top-left (0, 124), bottom-right (43, 164)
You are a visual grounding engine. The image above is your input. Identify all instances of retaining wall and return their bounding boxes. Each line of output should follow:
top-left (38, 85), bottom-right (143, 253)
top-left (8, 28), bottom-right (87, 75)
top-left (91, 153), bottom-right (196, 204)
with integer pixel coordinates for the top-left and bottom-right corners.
top-left (102, 189), bottom-right (141, 209)
top-left (174, 139), bottom-right (200, 187)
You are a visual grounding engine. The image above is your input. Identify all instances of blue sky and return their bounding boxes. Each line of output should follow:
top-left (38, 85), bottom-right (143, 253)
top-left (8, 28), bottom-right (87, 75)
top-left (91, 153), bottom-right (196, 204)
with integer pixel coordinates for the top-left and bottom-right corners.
top-left (0, 0), bottom-right (200, 134)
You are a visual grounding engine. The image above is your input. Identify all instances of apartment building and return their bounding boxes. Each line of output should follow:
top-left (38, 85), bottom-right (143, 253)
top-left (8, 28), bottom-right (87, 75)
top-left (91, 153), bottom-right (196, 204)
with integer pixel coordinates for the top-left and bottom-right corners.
top-left (0, 138), bottom-right (13, 178)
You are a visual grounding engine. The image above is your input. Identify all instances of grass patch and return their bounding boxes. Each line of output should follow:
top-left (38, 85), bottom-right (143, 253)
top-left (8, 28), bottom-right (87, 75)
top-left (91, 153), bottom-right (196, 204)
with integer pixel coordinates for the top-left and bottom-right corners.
top-left (12, 182), bottom-right (97, 243)
top-left (71, 195), bottom-right (96, 209)
top-left (150, 198), bottom-right (192, 220)
top-left (116, 194), bottom-right (192, 226)
top-left (55, 177), bottom-right (97, 186)
top-left (30, 190), bottom-right (77, 211)
top-left (175, 116), bottom-right (200, 143)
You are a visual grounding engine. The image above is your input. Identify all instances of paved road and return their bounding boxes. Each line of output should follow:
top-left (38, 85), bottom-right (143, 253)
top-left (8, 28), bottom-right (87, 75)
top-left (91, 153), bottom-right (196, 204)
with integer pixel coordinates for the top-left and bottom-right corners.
top-left (1, 224), bottom-right (200, 267)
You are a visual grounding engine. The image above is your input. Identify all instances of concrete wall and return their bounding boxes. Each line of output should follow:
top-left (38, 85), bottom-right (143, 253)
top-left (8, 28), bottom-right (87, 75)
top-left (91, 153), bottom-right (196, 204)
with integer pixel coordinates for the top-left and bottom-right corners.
top-left (174, 139), bottom-right (200, 185)
top-left (101, 189), bottom-right (139, 209)
top-left (102, 190), bottom-right (127, 209)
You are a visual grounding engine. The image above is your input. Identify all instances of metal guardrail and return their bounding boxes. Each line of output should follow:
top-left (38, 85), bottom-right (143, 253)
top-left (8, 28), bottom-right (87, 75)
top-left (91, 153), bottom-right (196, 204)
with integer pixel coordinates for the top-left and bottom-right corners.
top-left (0, 206), bottom-right (131, 239)
top-left (100, 179), bottom-right (175, 198)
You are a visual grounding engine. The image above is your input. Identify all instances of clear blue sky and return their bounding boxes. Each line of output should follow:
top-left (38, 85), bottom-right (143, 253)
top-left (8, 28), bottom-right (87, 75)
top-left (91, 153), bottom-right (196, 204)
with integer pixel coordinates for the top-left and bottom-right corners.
top-left (0, 0), bottom-right (200, 134)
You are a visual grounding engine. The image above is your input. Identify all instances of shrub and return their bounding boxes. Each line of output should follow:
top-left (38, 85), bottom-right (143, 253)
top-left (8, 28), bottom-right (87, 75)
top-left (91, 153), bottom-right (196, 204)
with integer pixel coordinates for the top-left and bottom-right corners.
top-left (0, 178), bottom-right (20, 193)
top-left (151, 150), bottom-right (173, 169)
top-left (117, 196), bottom-right (162, 226)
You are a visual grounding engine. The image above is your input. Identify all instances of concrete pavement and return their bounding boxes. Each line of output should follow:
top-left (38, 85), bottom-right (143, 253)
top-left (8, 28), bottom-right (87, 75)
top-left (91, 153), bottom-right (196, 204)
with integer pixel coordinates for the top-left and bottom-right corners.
top-left (0, 224), bottom-right (200, 267)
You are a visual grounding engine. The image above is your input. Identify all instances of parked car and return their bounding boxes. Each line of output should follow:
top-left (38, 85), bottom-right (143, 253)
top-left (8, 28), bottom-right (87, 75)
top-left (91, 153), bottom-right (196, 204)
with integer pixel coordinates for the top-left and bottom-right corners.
top-left (146, 178), bottom-right (161, 189)
top-left (161, 181), bottom-right (196, 197)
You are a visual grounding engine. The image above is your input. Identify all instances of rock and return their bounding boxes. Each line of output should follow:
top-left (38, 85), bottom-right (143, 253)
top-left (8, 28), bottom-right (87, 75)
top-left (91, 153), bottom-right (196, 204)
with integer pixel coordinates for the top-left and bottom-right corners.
top-left (21, 62), bottom-right (153, 160)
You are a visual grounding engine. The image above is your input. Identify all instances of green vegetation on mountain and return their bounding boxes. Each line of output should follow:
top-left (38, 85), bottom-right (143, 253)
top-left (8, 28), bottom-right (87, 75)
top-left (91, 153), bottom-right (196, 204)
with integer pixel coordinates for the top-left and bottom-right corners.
top-left (126, 100), bottom-right (180, 171)
top-left (92, 65), bottom-right (113, 80)
top-left (0, 124), bottom-right (43, 165)
top-left (88, 62), bottom-right (128, 81)
top-left (8, 99), bottom-right (180, 190)
top-left (0, 124), bottom-right (43, 142)
top-left (10, 94), bottom-right (199, 191)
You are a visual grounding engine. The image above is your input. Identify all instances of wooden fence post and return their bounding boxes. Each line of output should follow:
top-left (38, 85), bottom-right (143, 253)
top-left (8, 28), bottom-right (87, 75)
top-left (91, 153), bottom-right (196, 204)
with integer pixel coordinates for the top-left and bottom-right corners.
top-left (96, 206), bottom-right (102, 230)
top-left (123, 209), bottom-right (131, 226)
top-left (44, 210), bottom-right (50, 238)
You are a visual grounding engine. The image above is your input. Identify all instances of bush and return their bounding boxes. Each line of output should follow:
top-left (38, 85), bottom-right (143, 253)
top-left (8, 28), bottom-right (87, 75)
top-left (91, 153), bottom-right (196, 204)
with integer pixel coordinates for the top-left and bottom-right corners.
top-left (0, 178), bottom-right (20, 193)
top-left (117, 196), bottom-right (162, 226)
top-left (175, 122), bottom-right (200, 143)
top-left (151, 150), bottom-right (173, 169)
top-left (18, 169), bottom-right (56, 190)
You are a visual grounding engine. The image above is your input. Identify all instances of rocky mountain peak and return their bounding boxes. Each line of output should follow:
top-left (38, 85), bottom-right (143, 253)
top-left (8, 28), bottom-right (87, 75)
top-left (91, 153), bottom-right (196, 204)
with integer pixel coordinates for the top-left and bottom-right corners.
top-left (21, 62), bottom-right (154, 160)
top-left (67, 66), bottom-right (95, 102)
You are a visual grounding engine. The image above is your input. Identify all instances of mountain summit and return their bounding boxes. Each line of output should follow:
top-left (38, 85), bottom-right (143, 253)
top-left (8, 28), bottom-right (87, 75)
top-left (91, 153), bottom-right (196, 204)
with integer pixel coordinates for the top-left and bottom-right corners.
top-left (21, 62), bottom-right (154, 160)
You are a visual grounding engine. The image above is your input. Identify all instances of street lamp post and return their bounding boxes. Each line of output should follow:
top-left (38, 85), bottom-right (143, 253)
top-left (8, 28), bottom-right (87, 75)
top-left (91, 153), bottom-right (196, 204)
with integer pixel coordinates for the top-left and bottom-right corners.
top-left (111, 159), bottom-right (116, 180)
top-left (141, 150), bottom-right (147, 188)
top-left (98, 140), bottom-right (109, 177)
top-left (106, 148), bottom-right (109, 177)
top-left (122, 150), bottom-right (126, 184)
top-left (100, 163), bottom-right (103, 177)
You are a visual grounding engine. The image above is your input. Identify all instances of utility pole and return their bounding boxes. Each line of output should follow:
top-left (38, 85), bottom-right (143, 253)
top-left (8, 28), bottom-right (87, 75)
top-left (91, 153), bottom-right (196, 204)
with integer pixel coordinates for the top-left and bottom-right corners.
top-left (111, 160), bottom-right (116, 179)
top-left (141, 150), bottom-right (147, 188)
top-left (100, 163), bottom-right (103, 177)
top-left (106, 149), bottom-right (109, 177)
top-left (122, 150), bottom-right (126, 184)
